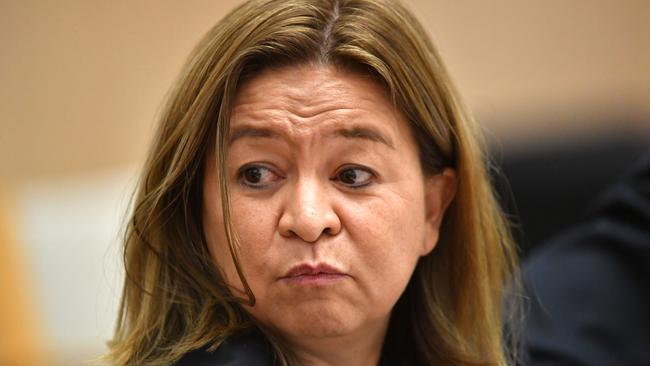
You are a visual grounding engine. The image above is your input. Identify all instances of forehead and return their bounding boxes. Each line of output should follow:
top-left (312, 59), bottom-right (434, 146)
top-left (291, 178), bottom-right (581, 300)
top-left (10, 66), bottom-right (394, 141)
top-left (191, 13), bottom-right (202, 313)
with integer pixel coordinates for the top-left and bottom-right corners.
top-left (229, 64), bottom-right (413, 146)
top-left (233, 64), bottom-right (389, 116)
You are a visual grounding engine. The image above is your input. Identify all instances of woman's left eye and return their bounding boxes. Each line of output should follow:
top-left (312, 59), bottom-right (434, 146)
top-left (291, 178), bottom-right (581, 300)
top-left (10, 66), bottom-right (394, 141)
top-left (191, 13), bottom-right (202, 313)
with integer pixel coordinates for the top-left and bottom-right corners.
top-left (334, 167), bottom-right (374, 188)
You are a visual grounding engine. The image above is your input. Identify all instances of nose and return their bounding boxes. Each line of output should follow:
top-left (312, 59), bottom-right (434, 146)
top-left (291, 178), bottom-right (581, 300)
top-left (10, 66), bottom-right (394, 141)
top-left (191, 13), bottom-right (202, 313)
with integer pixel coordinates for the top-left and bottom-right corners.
top-left (278, 177), bottom-right (341, 242)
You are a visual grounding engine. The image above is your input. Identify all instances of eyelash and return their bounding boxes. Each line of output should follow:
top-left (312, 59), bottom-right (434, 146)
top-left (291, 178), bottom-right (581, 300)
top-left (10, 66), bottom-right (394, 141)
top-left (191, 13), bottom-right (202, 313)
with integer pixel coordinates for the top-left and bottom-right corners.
top-left (332, 166), bottom-right (376, 189)
top-left (236, 164), bottom-right (376, 190)
top-left (236, 164), bottom-right (281, 189)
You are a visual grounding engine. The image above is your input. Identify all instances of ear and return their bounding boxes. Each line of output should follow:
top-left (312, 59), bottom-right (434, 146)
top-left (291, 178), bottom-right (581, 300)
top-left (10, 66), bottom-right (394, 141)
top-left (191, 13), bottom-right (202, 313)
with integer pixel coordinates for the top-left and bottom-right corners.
top-left (421, 168), bottom-right (457, 256)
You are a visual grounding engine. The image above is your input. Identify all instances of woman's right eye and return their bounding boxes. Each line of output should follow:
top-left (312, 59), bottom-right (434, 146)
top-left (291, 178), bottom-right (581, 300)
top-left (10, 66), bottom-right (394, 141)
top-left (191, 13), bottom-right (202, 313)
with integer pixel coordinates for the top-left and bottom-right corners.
top-left (237, 165), bottom-right (280, 188)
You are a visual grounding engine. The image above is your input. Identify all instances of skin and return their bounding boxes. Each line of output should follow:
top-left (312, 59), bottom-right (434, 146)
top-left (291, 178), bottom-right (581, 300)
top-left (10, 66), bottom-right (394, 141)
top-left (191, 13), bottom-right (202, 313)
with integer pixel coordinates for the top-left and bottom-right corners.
top-left (202, 64), bottom-right (456, 366)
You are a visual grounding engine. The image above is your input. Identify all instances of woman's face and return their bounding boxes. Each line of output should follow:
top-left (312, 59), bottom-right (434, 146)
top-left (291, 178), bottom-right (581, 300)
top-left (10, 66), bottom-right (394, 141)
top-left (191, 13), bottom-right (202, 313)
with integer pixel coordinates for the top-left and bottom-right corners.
top-left (203, 64), bottom-right (456, 343)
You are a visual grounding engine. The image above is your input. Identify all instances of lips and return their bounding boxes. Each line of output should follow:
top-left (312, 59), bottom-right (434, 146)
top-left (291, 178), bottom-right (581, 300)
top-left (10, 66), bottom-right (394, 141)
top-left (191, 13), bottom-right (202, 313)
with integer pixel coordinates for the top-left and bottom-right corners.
top-left (285, 263), bottom-right (344, 277)
top-left (282, 263), bottom-right (349, 285)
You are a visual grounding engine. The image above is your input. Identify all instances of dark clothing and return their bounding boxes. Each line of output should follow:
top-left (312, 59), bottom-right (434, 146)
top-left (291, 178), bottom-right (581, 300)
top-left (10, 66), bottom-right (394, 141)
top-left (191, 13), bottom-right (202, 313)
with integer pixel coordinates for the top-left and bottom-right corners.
top-left (173, 328), bottom-right (403, 365)
top-left (522, 152), bottom-right (650, 365)
top-left (173, 331), bottom-right (276, 366)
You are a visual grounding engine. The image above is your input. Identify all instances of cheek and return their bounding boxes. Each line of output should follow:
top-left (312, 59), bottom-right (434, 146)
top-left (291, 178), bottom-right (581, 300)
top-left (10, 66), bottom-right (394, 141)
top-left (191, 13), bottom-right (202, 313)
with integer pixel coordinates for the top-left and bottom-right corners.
top-left (202, 179), bottom-right (253, 291)
top-left (204, 192), bottom-right (280, 293)
top-left (342, 182), bottom-right (426, 302)
top-left (230, 198), bottom-right (279, 269)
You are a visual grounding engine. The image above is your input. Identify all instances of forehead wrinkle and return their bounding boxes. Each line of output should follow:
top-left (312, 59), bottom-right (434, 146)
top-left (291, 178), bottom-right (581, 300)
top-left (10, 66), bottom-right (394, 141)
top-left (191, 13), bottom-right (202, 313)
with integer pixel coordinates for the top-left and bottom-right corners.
top-left (230, 65), bottom-right (403, 151)
top-left (229, 117), bottom-right (396, 158)
top-left (235, 68), bottom-right (364, 119)
top-left (282, 79), bottom-right (353, 117)
top-left (236, 92), bottom-right (358, 121)
top-left (231, 98), bottom-right (399, 149)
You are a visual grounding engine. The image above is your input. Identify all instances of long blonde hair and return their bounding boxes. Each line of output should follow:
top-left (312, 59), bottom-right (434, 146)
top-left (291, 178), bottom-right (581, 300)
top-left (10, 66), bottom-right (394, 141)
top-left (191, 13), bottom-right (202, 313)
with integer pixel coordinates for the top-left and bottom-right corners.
top-left (107, 0), bottom-right (519, 365)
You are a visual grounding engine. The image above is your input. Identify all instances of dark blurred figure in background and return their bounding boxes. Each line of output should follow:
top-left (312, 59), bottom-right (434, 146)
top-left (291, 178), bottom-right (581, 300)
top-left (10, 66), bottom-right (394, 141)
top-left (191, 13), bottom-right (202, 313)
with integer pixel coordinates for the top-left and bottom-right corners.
top-left (496, 134), bottom-right (648, 258)
top-left (516, 149), bottom-right (649, 365)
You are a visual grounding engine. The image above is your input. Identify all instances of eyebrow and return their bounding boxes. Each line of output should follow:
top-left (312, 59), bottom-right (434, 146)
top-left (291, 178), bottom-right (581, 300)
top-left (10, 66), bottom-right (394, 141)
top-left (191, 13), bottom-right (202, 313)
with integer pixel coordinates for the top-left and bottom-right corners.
top-left (229, 125), bottom-right (395, 149)
top-left (333, 127), bottom-right (395, 149)
top-left (229, 126), bottom-right (279, 143)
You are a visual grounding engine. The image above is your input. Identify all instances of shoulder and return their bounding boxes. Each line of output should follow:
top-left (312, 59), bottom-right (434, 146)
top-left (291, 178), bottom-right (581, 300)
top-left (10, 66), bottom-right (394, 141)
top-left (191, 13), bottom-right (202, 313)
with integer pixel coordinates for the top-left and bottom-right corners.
top-left (173, 331), bottom-right (276, 366)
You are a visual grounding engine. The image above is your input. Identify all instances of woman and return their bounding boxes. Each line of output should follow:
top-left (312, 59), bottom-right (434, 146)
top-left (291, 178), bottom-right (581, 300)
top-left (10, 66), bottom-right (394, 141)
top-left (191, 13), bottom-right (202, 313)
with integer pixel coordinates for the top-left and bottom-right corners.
top-left (107, 0), bottom-right (519, 365)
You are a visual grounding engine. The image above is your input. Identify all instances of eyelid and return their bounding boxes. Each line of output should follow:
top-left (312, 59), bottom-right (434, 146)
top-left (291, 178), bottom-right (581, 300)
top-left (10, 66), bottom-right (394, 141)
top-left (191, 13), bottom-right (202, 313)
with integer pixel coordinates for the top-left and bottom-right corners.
top-left (333, 165), bottom-right (376, 188)
top-left (236, 163), bottom-right (283, 189)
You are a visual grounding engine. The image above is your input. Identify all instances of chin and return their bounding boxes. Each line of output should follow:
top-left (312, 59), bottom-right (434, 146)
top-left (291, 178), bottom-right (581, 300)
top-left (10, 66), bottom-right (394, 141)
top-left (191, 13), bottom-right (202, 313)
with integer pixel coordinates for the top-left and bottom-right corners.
top-left (297, 315), bottom-right (357, 338)
top-left (272, 302), bottom-right (364, 338)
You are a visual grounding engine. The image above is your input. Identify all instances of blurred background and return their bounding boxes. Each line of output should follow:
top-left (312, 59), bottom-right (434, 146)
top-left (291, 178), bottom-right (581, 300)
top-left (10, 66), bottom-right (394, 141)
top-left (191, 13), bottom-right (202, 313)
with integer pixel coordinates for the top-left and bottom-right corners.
top-left (1, 0), bottom-right (648, 365)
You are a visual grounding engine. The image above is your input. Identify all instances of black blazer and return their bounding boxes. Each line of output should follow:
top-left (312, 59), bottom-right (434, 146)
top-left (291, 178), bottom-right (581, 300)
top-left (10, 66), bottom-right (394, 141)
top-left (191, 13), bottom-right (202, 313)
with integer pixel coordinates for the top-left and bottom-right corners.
top-left (522, 151), bottom-right (650, 365)
top-left (173, 331), bottom-right (275, 366)
top-left (173, 328), bottom-right (404, 365)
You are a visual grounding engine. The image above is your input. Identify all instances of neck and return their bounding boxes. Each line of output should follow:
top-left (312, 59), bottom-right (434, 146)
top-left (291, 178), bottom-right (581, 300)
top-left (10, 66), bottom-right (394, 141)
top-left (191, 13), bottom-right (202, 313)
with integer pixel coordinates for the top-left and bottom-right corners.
top-left (284, 317), bottom-right (389, 366)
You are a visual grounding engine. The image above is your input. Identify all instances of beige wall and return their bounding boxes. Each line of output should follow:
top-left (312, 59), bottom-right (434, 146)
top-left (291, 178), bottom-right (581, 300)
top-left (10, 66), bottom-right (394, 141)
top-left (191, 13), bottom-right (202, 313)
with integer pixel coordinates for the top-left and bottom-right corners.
top-left (412, 0), bottom-right (650, 141)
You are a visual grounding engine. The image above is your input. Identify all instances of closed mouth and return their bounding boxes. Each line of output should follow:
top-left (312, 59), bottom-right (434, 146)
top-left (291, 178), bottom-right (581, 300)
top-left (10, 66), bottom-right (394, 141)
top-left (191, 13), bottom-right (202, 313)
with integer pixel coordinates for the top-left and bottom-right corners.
top-left (281, 263), bottom-right (349, 284)
top-left (283, 263), bottom-right (345, 278)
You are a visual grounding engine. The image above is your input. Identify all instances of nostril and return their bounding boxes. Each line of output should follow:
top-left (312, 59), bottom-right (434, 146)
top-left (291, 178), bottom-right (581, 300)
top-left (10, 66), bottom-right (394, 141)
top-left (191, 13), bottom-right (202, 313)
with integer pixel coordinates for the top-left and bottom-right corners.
top-left (277, 198), bottom-right (342, 241)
